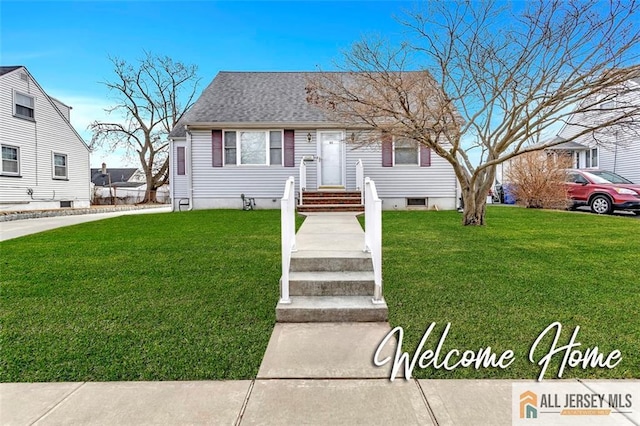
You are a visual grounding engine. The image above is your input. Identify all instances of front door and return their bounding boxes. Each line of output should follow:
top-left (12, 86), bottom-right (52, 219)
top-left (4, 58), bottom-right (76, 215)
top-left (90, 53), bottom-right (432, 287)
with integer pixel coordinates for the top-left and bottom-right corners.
top-left (319, 131), bottom-right (344, 186)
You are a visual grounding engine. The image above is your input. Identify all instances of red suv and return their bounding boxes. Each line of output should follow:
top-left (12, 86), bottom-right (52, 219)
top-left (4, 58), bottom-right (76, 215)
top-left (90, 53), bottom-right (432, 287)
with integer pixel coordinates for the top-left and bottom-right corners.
top-left (564, 169), bottom-right (640, 215)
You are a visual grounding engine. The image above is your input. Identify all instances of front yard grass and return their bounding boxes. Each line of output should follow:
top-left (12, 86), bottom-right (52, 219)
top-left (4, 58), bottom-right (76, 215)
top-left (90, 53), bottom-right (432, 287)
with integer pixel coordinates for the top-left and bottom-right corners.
top-left (1, 207), bottom-right (637, 381)
top-left (383, 207), bottom-right (639, 379)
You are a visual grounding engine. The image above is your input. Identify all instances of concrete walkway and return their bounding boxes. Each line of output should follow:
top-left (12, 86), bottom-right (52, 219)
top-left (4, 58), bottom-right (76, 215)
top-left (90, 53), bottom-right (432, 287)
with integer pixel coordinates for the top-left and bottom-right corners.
top-left (0, 206), bottom-right (171, 242)
top-left (2, 212), bottom-right (639, 425)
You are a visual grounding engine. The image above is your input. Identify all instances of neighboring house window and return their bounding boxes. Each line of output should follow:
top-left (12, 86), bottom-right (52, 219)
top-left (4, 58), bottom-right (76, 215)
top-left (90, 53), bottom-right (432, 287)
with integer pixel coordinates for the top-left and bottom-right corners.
top-left (219, 130), bottom-right (286, 166)
top-left (14, 92), bottom-right (35, 120)
top-left (575, 152), bottom-right (580, 168)
top-left (1, 144), bottom-right (20, 175)
top-left (53, 153), bottom-right (67, 179)
top-left (382, 133), bottom-right (431, 167)
top-left (590, 148), bottom-right (598, 168)
top-left (177, 147), bottom-right (186, 175)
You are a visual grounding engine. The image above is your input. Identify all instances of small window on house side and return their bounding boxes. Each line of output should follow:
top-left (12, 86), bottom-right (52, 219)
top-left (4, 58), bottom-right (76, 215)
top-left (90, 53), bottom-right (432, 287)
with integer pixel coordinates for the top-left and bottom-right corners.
top-left (270, 131), bottom-right (282, 165)
top-left (1, 145), bottom-right (20, 175)
top-left (14, 92), bottom-right (35, 120)
top-left (394, 138), bottom-right (419, 165)
top-left (224, 131), bottom-right (237, 165)
top-left (575, 152), bottom-right (580, 169)
top-left (177, 146), bottom-right (186, 175)
top-left (53, 153), bottom-right (67, 179)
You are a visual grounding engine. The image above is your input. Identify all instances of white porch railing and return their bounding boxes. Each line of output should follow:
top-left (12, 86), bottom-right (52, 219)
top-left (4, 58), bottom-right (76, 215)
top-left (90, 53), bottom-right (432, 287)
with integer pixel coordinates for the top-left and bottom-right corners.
top-left (355, 159), bottom-right (364, 201)
top-left (363, 177), bottom-right (383, 303)
top-left (280, 176), bottom-right (296, 304)
top-left (299, 158), bottom-right (307, 206)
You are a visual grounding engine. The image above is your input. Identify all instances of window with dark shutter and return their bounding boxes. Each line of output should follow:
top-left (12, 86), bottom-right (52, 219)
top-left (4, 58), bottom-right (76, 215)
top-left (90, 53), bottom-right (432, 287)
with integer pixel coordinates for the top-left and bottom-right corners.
top-left (177, 147), bottom-right (186, 175)
top-left (212, 130), bottom-right (223, 167)
top-left (382, 132), bottom-right (393, 167)
top-left (283, 129), bottom-right (295, 167)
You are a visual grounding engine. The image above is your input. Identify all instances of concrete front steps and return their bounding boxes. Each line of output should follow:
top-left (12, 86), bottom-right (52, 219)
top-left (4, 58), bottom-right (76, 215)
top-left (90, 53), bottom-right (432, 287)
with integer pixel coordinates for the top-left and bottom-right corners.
top-left (276, 248), bottom-right (388, 322)
top-left (298, 191), bottom-right (364, 213)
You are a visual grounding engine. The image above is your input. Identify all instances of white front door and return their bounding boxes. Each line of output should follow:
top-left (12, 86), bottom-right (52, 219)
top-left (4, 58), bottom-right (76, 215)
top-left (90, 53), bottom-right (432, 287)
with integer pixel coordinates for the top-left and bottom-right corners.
top-left (319, 131), bottom-right (344, 186)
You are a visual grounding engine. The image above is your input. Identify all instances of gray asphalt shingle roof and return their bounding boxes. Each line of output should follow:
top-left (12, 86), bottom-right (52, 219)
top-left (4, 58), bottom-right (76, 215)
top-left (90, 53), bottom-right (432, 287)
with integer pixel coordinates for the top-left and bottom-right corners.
top-left (0, 66), bottom-right (22, 76)
top-left (169, 72), bottom-right (331, 138)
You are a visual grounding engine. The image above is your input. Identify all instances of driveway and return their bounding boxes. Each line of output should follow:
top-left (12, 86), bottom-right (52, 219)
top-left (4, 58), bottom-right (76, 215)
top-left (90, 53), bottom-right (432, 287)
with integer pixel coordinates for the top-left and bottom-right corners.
top-left (0, 206), bottom-right (171, 242)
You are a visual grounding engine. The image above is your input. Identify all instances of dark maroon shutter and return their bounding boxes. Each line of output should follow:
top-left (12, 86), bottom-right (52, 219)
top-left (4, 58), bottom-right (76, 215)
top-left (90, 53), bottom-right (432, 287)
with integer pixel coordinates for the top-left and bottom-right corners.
top-left (177, 146), bottom-right (186, 175)
top-left (283, 129), bottom-right (295, 167)
top-left (382, 133), bottom-right (393, 167)
top-left (420, 145), bottom-right (431, 167)
top-left (212, 130), bottom-right (222, 167)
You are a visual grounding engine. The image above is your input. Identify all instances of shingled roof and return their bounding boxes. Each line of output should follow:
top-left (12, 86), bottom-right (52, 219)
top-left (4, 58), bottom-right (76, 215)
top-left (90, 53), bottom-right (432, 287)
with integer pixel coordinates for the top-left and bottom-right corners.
top-left (169, 72), bottom-right (331, 138)
top-left (0, 66), bottom-right (22, 76)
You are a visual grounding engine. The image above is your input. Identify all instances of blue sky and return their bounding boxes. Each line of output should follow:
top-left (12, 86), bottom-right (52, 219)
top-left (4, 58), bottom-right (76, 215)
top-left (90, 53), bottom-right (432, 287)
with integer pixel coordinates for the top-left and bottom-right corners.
top-left (1, 1), bottom-right (414, 167)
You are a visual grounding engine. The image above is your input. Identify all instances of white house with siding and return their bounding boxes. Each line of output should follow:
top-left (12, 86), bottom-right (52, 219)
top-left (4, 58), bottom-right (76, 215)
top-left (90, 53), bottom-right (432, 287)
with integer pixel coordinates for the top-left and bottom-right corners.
top-left (548, 76), bottom-right (640, 183)
top-left (0, 66), bottom-right (90, 210)
top-left (168, 72), bottom-right (458, 211)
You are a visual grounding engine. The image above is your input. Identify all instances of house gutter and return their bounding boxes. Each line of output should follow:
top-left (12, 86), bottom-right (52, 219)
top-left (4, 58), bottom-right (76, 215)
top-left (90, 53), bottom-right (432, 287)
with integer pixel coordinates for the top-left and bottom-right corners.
top-left (186, 126), bottom-right (194, 211)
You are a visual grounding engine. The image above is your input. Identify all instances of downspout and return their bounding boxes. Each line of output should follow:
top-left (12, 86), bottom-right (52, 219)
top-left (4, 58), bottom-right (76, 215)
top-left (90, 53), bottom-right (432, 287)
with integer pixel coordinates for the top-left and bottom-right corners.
top-left (169, 137), bottom-right (176, 212)
top-left (186, 126), bottom-right (194, 211)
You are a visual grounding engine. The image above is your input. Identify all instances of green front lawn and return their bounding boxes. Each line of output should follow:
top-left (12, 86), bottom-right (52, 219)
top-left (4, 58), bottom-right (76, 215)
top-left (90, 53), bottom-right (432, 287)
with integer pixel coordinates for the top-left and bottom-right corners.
top-left (1, 207), bottom-right (638, 381)
top-left (383, 207), bottom-right (639, 379)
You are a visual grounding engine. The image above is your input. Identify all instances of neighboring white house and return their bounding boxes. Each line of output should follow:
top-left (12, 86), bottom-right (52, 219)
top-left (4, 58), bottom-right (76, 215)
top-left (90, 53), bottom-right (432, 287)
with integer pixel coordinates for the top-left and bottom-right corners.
top-left (547, 76), bottom-right (640, 183)
top-left (90, 164), bottom-right (170, 205)
top-left (168, 72), bottom-right (458, 211)
top-left (0, 66), bottom-right (90, 210)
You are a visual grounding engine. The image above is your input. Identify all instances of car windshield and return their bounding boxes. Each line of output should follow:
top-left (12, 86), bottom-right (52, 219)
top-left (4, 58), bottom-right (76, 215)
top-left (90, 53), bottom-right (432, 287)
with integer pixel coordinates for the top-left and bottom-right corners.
top-left (581, 171), bottom-right (614, 184)
top-left (589, 170), bottom-right (634, 184)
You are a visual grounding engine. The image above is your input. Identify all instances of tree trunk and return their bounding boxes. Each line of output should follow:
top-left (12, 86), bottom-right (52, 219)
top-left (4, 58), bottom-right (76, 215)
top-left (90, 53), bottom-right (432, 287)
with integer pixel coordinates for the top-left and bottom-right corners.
top-left (143, 187), bottom-right (157, 203)
top-left (461, 187), bottom-right (487, 226)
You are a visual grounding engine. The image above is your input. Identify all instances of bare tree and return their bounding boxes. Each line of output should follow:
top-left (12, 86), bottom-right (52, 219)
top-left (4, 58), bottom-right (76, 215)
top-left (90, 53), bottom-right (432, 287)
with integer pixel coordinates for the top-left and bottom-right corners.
top-left (306, 0), bottom-right (640, 225)
top-left (90, 53), bottom-right (200, 203)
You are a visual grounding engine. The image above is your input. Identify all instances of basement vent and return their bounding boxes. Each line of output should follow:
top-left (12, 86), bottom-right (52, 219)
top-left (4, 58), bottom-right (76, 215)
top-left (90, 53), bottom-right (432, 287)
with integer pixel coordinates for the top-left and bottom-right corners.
top-left (19, 73), bottom-right (28, 82)
top-left (407, 198), bottom-right (427, 207)
top-left (60, 201), bottom-right (72, 208)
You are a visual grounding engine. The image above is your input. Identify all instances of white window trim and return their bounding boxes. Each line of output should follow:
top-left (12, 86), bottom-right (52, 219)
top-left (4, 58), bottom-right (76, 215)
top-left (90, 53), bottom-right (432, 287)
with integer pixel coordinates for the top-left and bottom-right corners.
top-left (1, 144), bottom-right (21, 176)
top-left (223, 130), bottom-right (284, 166)
top-left (393, 137), bottom-right (419, 166)
top-left (52, 152), bottom-right (68, 180)
top-left (13, 90), bottom-right (35, 120)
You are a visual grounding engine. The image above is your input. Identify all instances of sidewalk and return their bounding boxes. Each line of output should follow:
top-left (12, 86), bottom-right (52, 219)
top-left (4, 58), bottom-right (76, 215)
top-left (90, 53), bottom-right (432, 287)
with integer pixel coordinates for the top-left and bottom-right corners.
top-left (2, 212), bottom-right (638, 425)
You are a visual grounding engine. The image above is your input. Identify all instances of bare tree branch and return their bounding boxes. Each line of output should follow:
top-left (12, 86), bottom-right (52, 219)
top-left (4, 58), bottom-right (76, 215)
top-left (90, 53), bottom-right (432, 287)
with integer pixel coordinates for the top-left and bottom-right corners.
top-left (307, 0), bottom-right (640, 225)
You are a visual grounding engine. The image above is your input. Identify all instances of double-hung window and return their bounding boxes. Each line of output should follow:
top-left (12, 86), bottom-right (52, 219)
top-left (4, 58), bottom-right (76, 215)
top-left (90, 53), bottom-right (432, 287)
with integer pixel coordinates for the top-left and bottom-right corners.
top-left (589, 148), bottom-right (598, 168)
top-left (14, 92), bottom-right (35, 120)
top-left (53, 153), bottom-right (67, 179)
top-left (223, 130), bottom-right (283, 165)
top-left (394, 138), bottom-right (419, 165)
top-left (1, 145), bottom-right (20, 175)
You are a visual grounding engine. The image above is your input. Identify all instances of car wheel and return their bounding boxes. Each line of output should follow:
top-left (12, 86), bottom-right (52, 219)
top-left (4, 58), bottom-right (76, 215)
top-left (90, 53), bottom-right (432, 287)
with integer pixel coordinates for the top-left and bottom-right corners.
top-left (590, 195), bottom-right (613, 215)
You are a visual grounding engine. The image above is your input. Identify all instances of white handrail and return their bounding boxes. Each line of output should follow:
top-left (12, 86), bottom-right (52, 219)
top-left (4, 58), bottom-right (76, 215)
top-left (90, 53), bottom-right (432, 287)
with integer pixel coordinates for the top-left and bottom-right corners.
top-left (363, 177), bottom-right (383, 303)
top-left (299, 158), bottom-right (307, 206)
top-left (355, 159), bottom-right (364, 201)
top-left (280, 176), bottom-right (296, 304)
